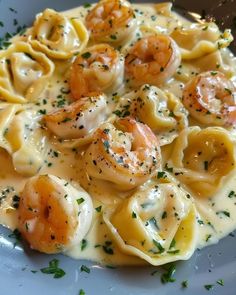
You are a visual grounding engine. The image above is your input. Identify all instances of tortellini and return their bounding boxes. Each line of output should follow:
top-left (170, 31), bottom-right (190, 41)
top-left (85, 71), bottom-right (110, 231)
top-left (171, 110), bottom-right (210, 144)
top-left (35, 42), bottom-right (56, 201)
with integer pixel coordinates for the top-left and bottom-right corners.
top-left (103, 177), bottom-right (197, 265)
top-left (0, 42), bottom-right (54, 103)
top-left (114, 84), bottom-right (188, 145)
top-left (167, 127), bottom-right (235, 198)
top-left (171, 22), bottom-right (233, 60)
top-left (0, 104), bottom-right (45, 176)
top-left (175, 50), bottom-right (236, 83)
top-left (29, 9), bottom-right (89, 59)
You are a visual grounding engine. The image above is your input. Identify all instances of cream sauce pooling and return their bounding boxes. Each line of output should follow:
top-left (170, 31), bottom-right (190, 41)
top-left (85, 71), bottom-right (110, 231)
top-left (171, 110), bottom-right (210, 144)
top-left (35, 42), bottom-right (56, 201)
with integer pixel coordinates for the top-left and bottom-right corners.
top-left (0, 2), bottom-right (236, 265)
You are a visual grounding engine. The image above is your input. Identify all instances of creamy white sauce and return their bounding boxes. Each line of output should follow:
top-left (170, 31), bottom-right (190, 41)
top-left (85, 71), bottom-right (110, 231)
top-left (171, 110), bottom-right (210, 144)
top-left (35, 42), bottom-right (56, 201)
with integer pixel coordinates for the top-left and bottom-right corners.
top-left (0, 2), bottom-right (236, 266)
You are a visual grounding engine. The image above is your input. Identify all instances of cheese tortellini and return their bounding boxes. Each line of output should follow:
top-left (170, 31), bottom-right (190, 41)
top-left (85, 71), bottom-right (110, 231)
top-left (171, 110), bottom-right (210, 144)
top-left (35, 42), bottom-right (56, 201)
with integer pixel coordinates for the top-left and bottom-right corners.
top-left (167, 127), bottom-right (235, 197)
top-left (29, 9), bottom-right (89, 59)
top-left (104, 177), bottom-right (197, 265)
top-left (0, 42), bottom-right (54, 103)
top-left (171, 22), bottom-right (233, 60)
top-left (114, 84), bottom-right (188, 145)
top-left (0, 104), bottom-right (45, 176)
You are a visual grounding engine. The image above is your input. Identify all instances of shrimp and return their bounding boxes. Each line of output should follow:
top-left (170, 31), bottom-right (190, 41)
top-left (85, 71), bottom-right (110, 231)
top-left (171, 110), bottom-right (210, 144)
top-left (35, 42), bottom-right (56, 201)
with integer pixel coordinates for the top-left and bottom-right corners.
top-left (18, 174), bottom-right (93, 254)
top-left (125, 35), bottom-right (181, 87)
top-left (44, 93), bottom-right (108, 139)
top-left (84, 117), bottom-right (161, 190)
top-left (85, 0), bottom-right (137, 44)
top-left (70, 44), bottom-right (124, 99)
top-left (182, 71), bottom-right (236, 126)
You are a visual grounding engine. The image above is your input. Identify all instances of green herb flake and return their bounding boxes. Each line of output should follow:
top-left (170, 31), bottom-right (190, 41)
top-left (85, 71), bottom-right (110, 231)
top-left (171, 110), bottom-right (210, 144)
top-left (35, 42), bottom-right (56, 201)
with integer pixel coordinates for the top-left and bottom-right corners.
top-left (157, 171), bottom-right (166, 179)
top-left (81, 239), bottom-right (87, 251)
top-left (40, 259), bottom-right (66, 279)
top-left (228, 190), bottom-right (236, 198)
top-left (113, 110), bottom-right (122, 117)
top-left (153, 239), bottom-right (165, 254)
top-left (103, 241), bottom-right (114, 255)
top-left (181, 280), bottom-right (188, 288)
top-left (161, 263), bottom-right (176, 284)
top-left (77, 198), bottom-right (85, 205)
top-left (161, 211), bottom-right (167, 219)
top-left (83, 3), bottom-right (91, 8)
top-left (204, 161), bottom-right (208, 171)
top-left (95, 205), bottom-right (102, 212)
top-left (216, 210), bottom-right (230, 218)
top-left (81, 52), bottom-right (91, 59)
top-left (110, 34), bottom-right (117, 40)
top-left (79, 289), bottom-right (85, 295)
top-left (216, 279), bottom-right (224, 286)
top-left (169, 238), bottom-right (176, 249)
top-left (80, 265), bottom-right (90, 274)
top-left (204, 284), bottom-right (214, 291)
top-left (132, 211), bottom-right (137, 218)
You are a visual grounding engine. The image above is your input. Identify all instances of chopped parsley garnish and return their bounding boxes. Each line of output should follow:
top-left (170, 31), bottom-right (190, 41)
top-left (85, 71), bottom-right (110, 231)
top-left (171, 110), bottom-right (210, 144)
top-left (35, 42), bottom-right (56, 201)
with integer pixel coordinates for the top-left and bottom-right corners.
top-left (216, 210), bottom-right (230, 218)
top-left (79, 289), bottom-right (85, 295)
top-left (181, 280), bottom-right (188, 288)
top-left (102, 241), bottom-right (114, 255)
top-left (161, 263), bottom-right (176, 284)
top-left (204, 161), bottom-right (208, 171)
top-left (80, 265), bottom-right (90, 274)
top-left (81, 239), bottom-right (87, 251)
top-left (38, 109), bottom-right (47, 115)
top-left (169, 238), bottom-right (176, 249)
top-left (153, 239), bottom-right (165, 254)
top-left (81, 52), bottom-right (91, 59)
top-left (132, 211), bottom-right (137, 218)
top-left (157, 171), bottom-right (166, 179)
top-left (40, 259), bottom-right (66, 279)
top-left (216, 279), bottom-right (224, 286)
top-left (77, 198), bottom-right (85, 205)
top-left (110, 34), bottom-right (117, 40)
top-left (161, 211), bottom-right (167, 219)
top-left (95, 205), bottom-right (102, 212)
top-left (83, 3), bottom-right (91, 8)
top-left (113, 110), bottom-right (122, 117)
top-left (204, 284), bottom-right (214, 291)
top-left (228, 191), bottom-right (236, 198)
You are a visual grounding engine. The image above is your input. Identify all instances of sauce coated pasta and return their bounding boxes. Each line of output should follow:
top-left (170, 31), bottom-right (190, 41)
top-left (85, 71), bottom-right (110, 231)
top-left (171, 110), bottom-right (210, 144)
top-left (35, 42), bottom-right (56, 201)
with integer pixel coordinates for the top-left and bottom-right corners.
top-left (0, 1), bottom-right (236, 267)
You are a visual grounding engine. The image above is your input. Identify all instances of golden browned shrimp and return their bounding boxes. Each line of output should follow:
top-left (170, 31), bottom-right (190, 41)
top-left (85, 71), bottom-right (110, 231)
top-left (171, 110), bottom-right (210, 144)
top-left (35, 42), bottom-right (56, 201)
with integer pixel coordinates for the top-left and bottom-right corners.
top-left (84, 117), bottom-right (161, 190)
top-left (44, 93), bottom-right (108, 139)
top-left (18, 175), bottom-right (93, 254)
top-left (125, 35), bottom-right (181, 87)
top-left (85, 0), bottom-right (137, 44)
top-left (182, 71), bottom-right (236, 126)
top-left (70, 44), bottom-right (124, 99)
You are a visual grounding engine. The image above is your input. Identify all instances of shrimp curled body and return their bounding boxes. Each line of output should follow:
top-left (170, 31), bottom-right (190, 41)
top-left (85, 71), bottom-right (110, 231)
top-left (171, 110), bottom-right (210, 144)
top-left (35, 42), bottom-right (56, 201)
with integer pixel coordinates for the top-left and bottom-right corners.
top-left (85, 0), bottom-right (137, 44)
top-left (70, 44), bottom-right (124, 99)
top-left (18, 175), bottom-right (93, 254)
top-left (44, 93), bottom-right (108, 139)
top-left (182, 71), bottom-right (236, 126)
top-left (125, 35), bottom-right (181, 87)
top-left (84, 117), bottom-right (161, 190)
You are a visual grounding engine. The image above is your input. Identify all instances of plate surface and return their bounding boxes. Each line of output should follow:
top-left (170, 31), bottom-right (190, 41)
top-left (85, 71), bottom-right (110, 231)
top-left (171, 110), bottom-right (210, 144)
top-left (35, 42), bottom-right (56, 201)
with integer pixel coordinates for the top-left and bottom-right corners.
top-left (0, 0), bottom-right (236, 294)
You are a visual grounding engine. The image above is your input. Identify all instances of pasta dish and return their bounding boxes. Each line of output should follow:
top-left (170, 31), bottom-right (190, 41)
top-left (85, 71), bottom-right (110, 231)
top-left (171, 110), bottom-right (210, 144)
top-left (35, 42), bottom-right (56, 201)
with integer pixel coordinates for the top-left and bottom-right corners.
top-left (0, 0), bottom-right (236, 267)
